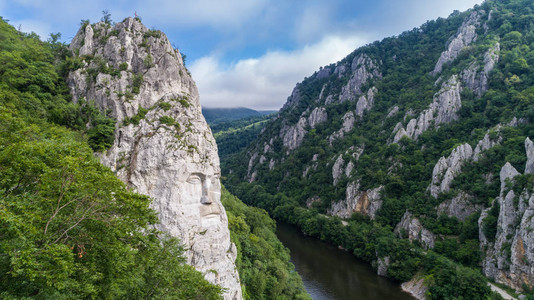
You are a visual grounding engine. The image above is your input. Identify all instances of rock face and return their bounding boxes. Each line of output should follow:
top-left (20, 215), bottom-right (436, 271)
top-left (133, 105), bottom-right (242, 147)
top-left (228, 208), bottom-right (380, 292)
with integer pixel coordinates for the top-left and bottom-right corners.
top-left (401, 276), bottom-right (427, 300)
top-left (376, 256), bottom-right (390, 277)
top-left (432, 11), bottom-right (482, 76)
top-left (328, 181), bottom-right (384, 219)
top-left (429, 143), bottom-right (473, 198)
top-left (479, 139), bottom-right (534, 291)
top-left (281, 116), bottom-right (307, 151)
top-left (329, 111), bottom-right (355, 143)
top-left (339, 54), bottom-right (381, 103)
top-left (393, 76), bottom-right (462, 143)
top-left (474, 128), bottom-right (503, 160)
top-left (308, 107), bottom-right (328, 128)
top-left (437, 192), bottom-right (481, 221)
top-left (525, 137), bottom-right (534, 174)
top-left (395, 211), bottom-right (435, 250)
top-left (461, 43), bottom-right (500, 97)
top-left (67, 19), bottom-right (242, 299)
top-left (356, 87), bottom-right (378, 117)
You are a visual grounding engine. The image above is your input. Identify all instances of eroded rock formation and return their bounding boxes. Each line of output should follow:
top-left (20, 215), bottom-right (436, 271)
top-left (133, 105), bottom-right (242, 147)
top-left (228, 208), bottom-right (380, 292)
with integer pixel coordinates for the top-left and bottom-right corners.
top-left (68, 18), bottom-right (242, 299)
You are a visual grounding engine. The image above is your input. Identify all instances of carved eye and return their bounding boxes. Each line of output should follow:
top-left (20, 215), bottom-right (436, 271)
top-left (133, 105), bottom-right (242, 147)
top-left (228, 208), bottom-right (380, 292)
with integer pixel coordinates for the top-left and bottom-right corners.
top-left (187, 175), bottom-right (202, 184)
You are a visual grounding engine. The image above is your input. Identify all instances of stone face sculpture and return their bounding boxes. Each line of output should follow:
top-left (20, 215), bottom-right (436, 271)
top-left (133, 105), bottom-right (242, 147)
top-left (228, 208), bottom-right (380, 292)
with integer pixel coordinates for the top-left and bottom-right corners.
top-left (67, 18), bottom-right (242, 299)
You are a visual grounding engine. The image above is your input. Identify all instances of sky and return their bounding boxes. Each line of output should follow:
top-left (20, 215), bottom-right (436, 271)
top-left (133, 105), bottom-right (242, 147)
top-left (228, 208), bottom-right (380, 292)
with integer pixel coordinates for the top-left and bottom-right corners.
top-left (0, 0), bottom-right (484, 110)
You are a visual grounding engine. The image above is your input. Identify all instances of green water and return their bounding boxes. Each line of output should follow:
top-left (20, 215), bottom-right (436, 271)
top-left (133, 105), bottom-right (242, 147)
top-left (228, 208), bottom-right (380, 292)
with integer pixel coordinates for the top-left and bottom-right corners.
top-left (276, 223), bottom-right (414, 300)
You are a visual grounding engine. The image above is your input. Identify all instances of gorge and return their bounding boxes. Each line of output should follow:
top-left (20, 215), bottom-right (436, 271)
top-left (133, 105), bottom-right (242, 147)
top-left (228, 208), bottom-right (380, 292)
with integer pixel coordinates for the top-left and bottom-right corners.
top-left (2, 0), bottom-right (534, 299)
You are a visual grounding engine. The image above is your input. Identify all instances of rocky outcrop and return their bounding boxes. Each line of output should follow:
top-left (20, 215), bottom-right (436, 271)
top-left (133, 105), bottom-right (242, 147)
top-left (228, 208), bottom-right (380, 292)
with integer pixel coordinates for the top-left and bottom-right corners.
top-left (329, 111), bottom-right (355, 143)
top-left (281, 116), bottom-right (307, 151)
top-left (308, 107), bottom-right (328, 128)
top-left (432, 11), bottom-right (483, 76)
top-left (355, 87), bottom-right (378, 117)
top-left (437, 192), bottom-right (481, 221)
top-left (328, 181), bottom-right (384, 219)
top-left (395, 211), bottom-right (435, 250)
top-left (393, 76), bottom-right (462, 143)
top-left (332, 155), bottom-right (345, 186)
top-left (402, 276), bottom-right (427, 300)
top-left (376, 256), bottom-right (390, 277)
top-left (279, 106), bottom-right (327, 152)
top-left (461, 42), bottom-right (500, 97)
top-left (429, 143), bottom-right (473, 198)
top-left (68, 19), bottom-right (242, 299)
top-left (339, 54), bottom-right (381, 103)
top-left (479, 139), bottom-right (534, 291)
top-left (387, 105), bottom-right (400, 118)
top-left (332, 154), bottom-right (356, 186)
top-left (525, 137), bottom-right (534, 174)
top-left (474, 128), bottom-right (503, 160)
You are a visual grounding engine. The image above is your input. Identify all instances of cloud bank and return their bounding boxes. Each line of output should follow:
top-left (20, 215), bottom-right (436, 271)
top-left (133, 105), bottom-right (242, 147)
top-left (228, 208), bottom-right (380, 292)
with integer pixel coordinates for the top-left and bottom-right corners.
top-left (191, 35), bottom-right (366, 110)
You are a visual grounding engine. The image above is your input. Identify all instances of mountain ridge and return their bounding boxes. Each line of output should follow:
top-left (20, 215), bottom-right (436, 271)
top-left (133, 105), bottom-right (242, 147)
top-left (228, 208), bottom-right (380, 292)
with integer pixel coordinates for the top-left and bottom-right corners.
top-left (224, 0), bottom-right (534, 298)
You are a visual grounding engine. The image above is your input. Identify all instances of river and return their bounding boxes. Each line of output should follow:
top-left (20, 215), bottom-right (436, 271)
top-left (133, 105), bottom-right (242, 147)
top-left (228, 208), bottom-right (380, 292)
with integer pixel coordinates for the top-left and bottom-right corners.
top-left (276, 223), bottom-right (414, 300)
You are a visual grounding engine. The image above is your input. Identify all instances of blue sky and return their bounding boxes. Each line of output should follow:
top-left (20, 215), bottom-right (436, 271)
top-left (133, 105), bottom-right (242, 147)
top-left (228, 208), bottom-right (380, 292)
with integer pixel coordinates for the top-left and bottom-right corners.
top-left (0, 0), bottom-right (484, 110)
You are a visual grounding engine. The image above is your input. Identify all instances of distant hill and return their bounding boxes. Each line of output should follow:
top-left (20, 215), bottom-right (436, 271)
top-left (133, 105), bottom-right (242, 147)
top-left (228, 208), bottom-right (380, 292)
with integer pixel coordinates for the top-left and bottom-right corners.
top-left (202, 107), bottom-right (276, 125)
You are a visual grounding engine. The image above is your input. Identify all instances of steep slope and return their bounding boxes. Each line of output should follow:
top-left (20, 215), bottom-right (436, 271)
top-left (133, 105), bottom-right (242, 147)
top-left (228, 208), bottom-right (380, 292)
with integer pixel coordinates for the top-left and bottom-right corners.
top-left (225, 0), bottom-right (534, 297)
top-left (0, 17), bottom-right (222, 299)
top-left (67, 18), bottom-right (242, 299)
top-left (203, 107), bottom-right (275, 125)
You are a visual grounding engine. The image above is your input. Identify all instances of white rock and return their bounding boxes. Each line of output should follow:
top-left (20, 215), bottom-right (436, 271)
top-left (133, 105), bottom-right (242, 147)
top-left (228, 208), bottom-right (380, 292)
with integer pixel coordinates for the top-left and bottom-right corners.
top-left (401, 276), bottom-right (427, 300)
top-left (281, 117), bottom-right (307, 151)
top-left (308, 107), bottom-right (328, 128)
top-left (329, 111), bottom-right (355, 143)
top-left (429, 143), bottom-right (473, 198)
top-left (339, 54), bottom-right (381, 103)
top-left (377, 256), bottom-right (390, 277)
top-left (68, 18), bottom-right (242, 300)
top-left (387, 106), bottom-right (400, 118)
top-left (525, 138), bottom-right (534, 174)
top-left (392, 76), bottom-right (462, 143)
top-left (355, 87), bottom-right (378, 117)
top-left (461, 42), bottom-right (500, 97)
top-left (332, 155), bottom-right (345, 186)
top-left (432, 11), bottom-right (482, 76)
top-left (328, 182), bottom-right (384, 220)
top-left (395, 211), bottom-right (435, 250)
top-left (437, 192), bottom-right (481, 221)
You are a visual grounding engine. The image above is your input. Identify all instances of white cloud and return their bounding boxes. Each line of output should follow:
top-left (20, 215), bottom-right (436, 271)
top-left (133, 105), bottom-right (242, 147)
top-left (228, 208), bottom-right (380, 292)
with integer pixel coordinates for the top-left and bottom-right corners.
top-left (190, 35), bottom-right (367, 110)
top-left (137, 0), bottom-right (268, 29)
top-left (293, 3), bottom-right (334, 43)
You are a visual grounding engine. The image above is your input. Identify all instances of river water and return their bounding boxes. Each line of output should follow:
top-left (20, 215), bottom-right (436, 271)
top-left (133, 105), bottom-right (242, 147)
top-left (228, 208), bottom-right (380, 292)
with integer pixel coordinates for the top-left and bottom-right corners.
top-left (276, 223), bottom-right (414, 300)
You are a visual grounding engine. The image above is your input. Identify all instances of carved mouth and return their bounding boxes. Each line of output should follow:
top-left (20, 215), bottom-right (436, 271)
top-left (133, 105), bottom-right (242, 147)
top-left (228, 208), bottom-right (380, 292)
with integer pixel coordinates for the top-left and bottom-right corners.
top-left (199, 204), bottom-right (221, 218)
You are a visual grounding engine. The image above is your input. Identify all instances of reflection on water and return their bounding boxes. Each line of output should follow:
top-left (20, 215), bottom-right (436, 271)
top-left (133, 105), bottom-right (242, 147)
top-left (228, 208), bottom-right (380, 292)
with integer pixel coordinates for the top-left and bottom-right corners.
top-left (276, 223), bottom-right (414, 300)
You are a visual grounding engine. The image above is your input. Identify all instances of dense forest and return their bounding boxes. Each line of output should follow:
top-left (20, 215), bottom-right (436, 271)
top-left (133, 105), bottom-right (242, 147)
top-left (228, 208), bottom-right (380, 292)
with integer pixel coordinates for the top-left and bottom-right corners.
top-left (0, 15), bottom-right (307, 300)
top-left (223, 0), bottom-right (534, 299)
top-left (203, 107), bottom-right (275, 126)
top-left (0, 17), bottom-right (222, 299)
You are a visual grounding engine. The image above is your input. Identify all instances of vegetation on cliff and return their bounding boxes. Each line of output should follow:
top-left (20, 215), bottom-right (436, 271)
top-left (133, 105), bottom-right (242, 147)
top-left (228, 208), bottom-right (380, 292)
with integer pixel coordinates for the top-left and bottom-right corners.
top-left (223, 0), bottom-right (534, 298)
top-left (0, 17), bottom-right (222, 299)
top-left (221, 187), bottom-right (309, 300)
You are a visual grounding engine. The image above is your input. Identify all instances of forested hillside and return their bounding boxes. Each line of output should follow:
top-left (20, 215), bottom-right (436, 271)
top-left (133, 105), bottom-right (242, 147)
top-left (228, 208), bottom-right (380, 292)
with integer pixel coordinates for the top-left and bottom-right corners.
top-left (224, 0), bottom-right (534, 298)
top-left (0, 17), bottom-right (222, 299)
top-left (203, 107), bottom-right (275, 125)
top-left (211, 114), bottom-right (274, 164)
top-left (0, 15), bottom-right (307, 300)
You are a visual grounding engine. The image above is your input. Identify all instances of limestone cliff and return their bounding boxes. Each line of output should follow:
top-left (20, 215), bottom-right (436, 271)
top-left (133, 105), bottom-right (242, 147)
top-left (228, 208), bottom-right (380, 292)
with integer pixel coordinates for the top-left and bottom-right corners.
top-left (479, 141), bottom-right (534, 291)
top-left (67, 18), bottom-right (242, 299)
top-left (224, 2), bottom-right (534, 295)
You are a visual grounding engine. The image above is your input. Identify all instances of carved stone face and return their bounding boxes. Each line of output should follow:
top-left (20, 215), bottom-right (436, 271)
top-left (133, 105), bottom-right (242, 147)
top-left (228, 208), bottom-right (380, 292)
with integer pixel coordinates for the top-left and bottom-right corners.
top-left (178, 165), bottom-right (222, 227)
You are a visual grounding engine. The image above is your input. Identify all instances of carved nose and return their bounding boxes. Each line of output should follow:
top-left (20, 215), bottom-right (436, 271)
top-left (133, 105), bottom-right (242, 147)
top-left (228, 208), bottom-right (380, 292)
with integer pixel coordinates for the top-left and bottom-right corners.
top-left (201, 195), bottom-right (211, 204)
top-left (200, 177), bottom-right (212, 204)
